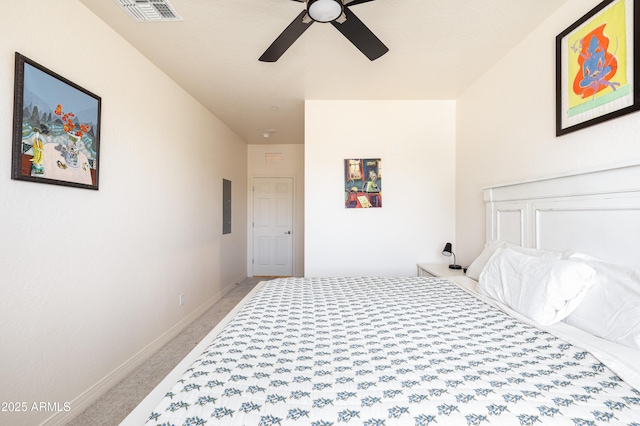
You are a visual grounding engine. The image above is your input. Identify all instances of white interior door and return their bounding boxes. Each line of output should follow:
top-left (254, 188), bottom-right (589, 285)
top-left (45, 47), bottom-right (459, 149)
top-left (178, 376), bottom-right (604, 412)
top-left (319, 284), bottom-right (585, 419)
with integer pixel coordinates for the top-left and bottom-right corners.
top-left (252, 177), bottom-right (293, 276)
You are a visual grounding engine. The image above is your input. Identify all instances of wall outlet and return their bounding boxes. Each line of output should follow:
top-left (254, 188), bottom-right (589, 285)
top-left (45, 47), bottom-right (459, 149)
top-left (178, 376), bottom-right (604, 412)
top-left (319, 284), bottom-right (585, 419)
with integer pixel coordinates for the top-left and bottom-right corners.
top-left (179, 294), bottom-right (185, 306)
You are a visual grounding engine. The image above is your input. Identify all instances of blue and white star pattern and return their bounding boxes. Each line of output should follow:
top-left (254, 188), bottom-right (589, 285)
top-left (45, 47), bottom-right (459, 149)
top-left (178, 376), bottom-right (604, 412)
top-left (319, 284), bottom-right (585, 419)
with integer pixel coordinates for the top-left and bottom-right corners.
top-left (147, 277), bottom-right (640, 425)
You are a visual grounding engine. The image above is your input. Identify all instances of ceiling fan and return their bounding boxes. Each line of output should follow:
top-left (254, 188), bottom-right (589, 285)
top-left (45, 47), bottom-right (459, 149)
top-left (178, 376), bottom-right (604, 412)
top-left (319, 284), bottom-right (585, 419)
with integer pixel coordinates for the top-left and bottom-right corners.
top-left (259, 0), bottom-right (388, 62)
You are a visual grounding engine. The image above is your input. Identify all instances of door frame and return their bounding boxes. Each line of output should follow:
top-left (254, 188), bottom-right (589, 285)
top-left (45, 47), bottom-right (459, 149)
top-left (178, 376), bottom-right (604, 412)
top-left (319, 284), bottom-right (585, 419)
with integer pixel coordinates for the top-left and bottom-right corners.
top-left (248, 175), bottom-right (297, 277)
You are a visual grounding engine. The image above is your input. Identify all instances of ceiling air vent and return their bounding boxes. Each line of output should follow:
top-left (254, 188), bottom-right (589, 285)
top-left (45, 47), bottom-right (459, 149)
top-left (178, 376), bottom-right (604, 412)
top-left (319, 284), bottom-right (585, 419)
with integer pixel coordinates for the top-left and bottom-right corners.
top-left (114, 0), bottom-right (182, 22)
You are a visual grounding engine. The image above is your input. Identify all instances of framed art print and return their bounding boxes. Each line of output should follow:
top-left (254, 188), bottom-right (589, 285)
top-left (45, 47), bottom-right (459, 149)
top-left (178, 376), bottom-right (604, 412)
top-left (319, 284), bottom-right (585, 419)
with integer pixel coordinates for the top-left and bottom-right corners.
top-left (344, 158), bottom-right (382, 208)
top-left (556, 0), bottom-right (640, 136)
top-left (11, 52), bottom-right (101, 189)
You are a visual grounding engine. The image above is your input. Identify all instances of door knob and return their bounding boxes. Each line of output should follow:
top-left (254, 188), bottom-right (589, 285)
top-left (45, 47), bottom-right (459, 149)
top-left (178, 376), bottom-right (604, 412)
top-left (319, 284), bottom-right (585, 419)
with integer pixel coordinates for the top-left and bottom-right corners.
top-left (285, 231), bottom-right (291, 234)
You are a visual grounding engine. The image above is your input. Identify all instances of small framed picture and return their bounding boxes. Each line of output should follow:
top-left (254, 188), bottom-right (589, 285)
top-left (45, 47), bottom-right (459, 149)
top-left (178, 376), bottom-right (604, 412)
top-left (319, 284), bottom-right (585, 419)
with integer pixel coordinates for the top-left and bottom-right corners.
top-left (11, 52), bottom-right (101, 190)
top-left (344, 158), bottom-right (382, 208)
top-left (556, 0), bottom-right (640, 136)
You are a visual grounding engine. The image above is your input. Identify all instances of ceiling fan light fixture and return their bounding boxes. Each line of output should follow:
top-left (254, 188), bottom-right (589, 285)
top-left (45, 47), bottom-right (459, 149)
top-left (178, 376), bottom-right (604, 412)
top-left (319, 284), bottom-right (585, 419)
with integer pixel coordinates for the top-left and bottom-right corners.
top-left (307, 0), bottom-right (343, 23)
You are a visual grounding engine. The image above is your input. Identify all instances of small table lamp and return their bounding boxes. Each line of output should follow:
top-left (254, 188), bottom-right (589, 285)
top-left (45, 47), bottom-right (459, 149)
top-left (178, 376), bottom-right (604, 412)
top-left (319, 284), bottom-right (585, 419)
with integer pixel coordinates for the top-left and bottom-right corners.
top-left (442, 242), bottom-right (462, 269)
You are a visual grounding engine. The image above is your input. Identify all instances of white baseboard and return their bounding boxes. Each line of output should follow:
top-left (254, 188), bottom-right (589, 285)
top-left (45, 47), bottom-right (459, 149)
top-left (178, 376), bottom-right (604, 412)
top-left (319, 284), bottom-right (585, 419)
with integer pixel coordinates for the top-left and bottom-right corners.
top-left (120, 278), bottom-right (266, 425)
top-left (40, 275), bottom-right (247, 426)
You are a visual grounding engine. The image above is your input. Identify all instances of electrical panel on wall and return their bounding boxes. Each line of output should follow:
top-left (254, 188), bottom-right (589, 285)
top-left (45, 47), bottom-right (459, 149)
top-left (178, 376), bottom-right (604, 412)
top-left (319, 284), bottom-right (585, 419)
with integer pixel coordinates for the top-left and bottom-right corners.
top-left (223, 179), bottom-right (231, 234)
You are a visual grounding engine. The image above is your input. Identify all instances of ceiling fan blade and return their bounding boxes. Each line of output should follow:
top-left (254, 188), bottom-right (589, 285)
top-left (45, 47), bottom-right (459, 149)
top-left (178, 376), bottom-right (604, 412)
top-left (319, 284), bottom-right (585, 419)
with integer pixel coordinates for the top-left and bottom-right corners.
top-left (345, 0), bottom-right (377, 6)
top-left (331, 7), bottom-right (388, 61)
top-left (260, 10), bottom-right (314, 62)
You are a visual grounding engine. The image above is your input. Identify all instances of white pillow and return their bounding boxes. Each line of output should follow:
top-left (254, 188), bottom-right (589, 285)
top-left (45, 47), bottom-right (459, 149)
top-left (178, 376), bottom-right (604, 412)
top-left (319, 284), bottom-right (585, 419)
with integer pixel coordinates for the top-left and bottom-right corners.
top-left (478, 248), bottom-right (595, 325)
top-left (465, 240), bottom-right (510, 280)
top-left (563, 253), bottom-right (640, 351)
top-left (465, 240), bottom-right (562, 281)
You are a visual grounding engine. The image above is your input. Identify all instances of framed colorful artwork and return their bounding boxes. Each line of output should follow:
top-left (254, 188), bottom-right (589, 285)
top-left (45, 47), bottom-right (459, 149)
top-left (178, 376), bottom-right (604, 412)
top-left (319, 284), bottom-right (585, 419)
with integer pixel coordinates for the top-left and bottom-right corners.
top-left (344, 158), bottom-right (382, 208)
top-left (556, 0), bottom-right (640, 136)
top-left (11, 52), bottom-right (101, 190)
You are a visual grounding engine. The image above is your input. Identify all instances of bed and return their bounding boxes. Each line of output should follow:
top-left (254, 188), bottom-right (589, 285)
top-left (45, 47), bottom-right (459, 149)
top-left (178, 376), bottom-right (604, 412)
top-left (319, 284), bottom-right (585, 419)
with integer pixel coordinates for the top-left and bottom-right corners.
top-left (122, 163), bottom-right (640, 425)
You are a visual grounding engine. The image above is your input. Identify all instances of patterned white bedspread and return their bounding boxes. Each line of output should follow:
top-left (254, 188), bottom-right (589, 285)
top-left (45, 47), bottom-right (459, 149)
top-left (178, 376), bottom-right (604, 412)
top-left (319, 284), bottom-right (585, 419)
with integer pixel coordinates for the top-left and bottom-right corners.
top-left (147, 277), bottom-right (640, 426)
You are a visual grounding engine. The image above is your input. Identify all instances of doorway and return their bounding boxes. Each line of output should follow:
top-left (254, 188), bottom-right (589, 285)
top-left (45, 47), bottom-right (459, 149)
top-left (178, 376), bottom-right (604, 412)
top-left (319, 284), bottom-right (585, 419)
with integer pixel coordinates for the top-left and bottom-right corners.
top-left (252, 177), bottom-right (294, 276)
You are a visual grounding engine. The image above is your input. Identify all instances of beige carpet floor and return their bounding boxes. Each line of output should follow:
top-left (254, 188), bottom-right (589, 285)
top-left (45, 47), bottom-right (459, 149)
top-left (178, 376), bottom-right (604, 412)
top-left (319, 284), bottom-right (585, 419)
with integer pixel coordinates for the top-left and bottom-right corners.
top-left (66, 277), bottom-right (264, 426)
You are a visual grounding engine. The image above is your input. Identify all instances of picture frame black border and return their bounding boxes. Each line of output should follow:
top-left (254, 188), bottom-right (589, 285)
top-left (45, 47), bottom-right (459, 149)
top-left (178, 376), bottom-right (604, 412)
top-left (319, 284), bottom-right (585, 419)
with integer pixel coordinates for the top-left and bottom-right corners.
top-left (556, 0), bottom-right (640, 136)
top-left (11, 52), bottom-right (102, 190)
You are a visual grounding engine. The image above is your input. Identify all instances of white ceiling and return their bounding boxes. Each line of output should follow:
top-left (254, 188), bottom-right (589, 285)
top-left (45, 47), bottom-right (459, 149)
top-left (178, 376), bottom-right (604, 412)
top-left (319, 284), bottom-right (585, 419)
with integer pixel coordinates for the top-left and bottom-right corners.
top-left (78, 0), bottom-right (569, 145)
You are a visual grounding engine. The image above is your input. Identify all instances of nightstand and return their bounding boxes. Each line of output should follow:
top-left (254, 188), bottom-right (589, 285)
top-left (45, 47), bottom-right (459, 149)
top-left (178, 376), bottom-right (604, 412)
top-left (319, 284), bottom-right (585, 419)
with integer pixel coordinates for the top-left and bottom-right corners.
top-left (417, 263), bottom-right (466, 278)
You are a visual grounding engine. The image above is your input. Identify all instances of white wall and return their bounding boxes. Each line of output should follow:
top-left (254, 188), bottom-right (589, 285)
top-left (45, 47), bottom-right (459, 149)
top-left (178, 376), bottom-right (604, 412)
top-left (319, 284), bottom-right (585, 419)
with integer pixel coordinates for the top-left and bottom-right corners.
top-left (248, 144), bottom-right (305, 276)
top-left (305, 100), bottom-right (456, 277)
top-left (456, 0), bottom-right (640, 266)
top-left (0, 1), bottom-right (247, 425)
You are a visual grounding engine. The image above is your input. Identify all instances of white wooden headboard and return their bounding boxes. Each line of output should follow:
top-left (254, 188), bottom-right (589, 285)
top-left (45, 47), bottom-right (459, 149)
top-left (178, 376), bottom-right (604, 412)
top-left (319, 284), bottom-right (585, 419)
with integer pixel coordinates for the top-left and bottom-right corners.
top-left (484, 163), bottom-right (640, 270)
